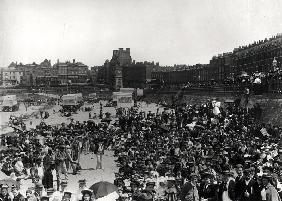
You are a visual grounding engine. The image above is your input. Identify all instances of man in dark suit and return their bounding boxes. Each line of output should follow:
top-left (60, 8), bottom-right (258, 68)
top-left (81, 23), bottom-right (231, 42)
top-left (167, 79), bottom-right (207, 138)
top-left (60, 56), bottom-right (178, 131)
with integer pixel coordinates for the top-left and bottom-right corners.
top-left (240, 169), bottom-right (260, 201)
top-left (235, 164), bottom-right (245, 201)
top-left (218, 171), bottom-right (236, 201)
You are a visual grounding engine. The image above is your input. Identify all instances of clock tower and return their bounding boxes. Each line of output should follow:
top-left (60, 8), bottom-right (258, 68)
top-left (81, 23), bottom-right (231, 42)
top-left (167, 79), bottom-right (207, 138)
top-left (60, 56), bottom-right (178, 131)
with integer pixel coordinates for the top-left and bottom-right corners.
top-left (114, 66), bottom-right (123, 90)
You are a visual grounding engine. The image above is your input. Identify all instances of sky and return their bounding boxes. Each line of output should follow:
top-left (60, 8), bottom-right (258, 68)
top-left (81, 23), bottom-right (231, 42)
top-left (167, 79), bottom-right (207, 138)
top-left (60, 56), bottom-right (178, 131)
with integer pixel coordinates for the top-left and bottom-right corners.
top-left (0, 0), bottom-right (282, 67)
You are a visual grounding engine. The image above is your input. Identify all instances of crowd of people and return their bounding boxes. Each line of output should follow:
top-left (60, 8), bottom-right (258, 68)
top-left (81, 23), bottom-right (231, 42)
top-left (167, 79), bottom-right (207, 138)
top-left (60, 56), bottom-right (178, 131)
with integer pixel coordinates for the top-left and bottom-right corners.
top-left (1, 97), bottom-right (282, 201)
top-left (111, 99), bottom-right (282, 201)
top-left (0, 112), bottom-right (114, 201)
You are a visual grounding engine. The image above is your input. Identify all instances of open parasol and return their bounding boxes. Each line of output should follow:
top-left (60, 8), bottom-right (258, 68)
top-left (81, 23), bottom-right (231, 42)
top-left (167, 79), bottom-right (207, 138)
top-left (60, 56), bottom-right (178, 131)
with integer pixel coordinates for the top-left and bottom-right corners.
top-left (89, 181), bottom-right (118, 199)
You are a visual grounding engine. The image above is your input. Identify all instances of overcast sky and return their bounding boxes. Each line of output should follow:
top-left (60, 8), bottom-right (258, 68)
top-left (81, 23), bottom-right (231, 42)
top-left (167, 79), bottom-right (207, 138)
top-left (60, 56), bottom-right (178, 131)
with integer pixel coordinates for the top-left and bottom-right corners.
top-left (0, 0), bottom-right (282, 67)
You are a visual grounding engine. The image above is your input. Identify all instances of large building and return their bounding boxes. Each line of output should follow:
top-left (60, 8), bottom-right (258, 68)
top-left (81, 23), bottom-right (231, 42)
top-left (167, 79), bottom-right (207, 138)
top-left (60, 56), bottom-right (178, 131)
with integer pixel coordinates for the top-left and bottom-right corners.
top-left (122, 61), bottom-right (155, 88)
top-left (209, 52), bottom-right (233, 82)
top-left (6, 59), bottom-right (88, 87)
top-left (98, 48), bottom-right (158, 90)
top-left (152, 64), bottom-right (208, 85)
top-left (53, 59), bottom-right (89, 85)
top-left (99, 48), bottom-right (132, 90)
top-left (0, 65), bottom-right (24, 86)
top-left (14, 60), bottom-right (57, 86)
top-left (112, 48), bottom-right (132, 66)
top-left (33, 59), bottom-right (58, 86)
top-left (152, 33), bottom-right (282, 87)
top-left (233, 34), bottom-right (282, 74)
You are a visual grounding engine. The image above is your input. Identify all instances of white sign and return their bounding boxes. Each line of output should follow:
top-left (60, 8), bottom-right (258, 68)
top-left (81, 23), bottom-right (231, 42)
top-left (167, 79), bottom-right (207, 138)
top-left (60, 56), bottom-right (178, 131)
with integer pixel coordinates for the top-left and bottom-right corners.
top-left (136, 88), bottom-right (144, 96)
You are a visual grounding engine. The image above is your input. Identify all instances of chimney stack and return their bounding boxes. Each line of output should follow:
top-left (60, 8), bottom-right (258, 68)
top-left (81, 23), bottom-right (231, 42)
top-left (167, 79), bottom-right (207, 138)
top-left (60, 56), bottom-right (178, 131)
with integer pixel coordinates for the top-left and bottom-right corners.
top-left (73, 59), bottom-right (75, 63)
top-left (57, 59), bottom-right (59, 64)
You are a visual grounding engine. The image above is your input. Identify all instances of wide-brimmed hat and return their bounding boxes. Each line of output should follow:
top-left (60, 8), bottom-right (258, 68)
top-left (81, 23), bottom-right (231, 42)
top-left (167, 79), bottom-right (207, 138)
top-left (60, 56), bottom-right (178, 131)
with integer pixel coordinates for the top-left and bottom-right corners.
top-left (81, 189), bottom-right (92, 196)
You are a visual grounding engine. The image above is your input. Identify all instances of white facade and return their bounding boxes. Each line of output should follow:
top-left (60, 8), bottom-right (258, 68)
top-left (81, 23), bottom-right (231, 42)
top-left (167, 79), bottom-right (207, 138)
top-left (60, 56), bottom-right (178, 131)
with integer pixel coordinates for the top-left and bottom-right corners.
top-left (1, 67), bottom-right (23, 86)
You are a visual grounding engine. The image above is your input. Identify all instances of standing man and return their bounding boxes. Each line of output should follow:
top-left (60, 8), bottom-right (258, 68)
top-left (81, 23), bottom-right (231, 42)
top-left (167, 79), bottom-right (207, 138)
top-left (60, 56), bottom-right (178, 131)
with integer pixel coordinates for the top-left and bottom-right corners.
top-left (55, 146), bottom-right (68, 189)
top-left (95, 142), bottom-right (104, 170)
top-left (243, 87), bottom-right (250, 108)
top-left (99, 102), bottom-right (103, 119)
top-left (235, 164), bottom-right (245, 201)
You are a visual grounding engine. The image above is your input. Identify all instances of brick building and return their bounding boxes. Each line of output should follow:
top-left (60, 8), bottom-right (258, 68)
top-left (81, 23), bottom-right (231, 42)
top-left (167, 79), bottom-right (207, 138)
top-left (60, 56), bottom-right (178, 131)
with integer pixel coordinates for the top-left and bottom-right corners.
top-left (122, 61), bottom-right (155, 88)
top-left (152, 64), bottom-right (208, 85)
top-left (54, 59), bottom-right (88, 85)
top-left (113, 48), bottom-right (132, 66)
top-left (98, 48), bottom-right (158, 90)
top-left (34, 59), bottom-right (59, 86)
top-left (209, 53), bottom-right (233, 82)
top-left (152, 33), bottom-right (282, 87)
top-left (233, 34), bottom-right (282, 75)
top-left (16, 62), bottom-right (37, 86)
top-left (99, 48), bottom-right (132, 90)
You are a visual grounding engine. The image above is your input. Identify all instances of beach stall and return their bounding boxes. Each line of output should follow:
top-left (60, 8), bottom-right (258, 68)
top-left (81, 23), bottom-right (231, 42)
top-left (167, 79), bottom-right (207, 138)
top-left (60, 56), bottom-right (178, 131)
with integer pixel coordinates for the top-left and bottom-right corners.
top-left (112, 92), bottom-right (134, 108)
top-left (1, 95), bottom-right (19, 112)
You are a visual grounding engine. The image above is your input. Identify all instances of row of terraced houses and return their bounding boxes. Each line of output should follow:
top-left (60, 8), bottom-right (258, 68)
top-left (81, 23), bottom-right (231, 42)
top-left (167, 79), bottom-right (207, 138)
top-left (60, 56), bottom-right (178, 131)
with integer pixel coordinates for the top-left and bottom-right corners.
top-left (152, 33), bottom-right (282, 85)
top-left (1, 33), bottom-right (282, 89)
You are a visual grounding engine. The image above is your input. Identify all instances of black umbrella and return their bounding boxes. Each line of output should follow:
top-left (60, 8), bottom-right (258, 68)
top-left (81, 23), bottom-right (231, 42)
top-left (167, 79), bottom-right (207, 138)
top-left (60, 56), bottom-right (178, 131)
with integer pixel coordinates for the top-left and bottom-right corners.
top-left (89, 181), bottom-right (118, 199)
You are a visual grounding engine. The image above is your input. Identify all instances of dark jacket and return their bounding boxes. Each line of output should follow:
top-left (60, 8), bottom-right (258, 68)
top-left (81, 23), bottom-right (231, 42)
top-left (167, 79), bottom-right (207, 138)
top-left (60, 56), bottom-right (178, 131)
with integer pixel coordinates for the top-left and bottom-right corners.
top-left (42, 168), bottom-right (53, 189)
top-left (235, 175), bottom-right (246, 200)
top-left (241, 178), bottom-right (261, 201)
